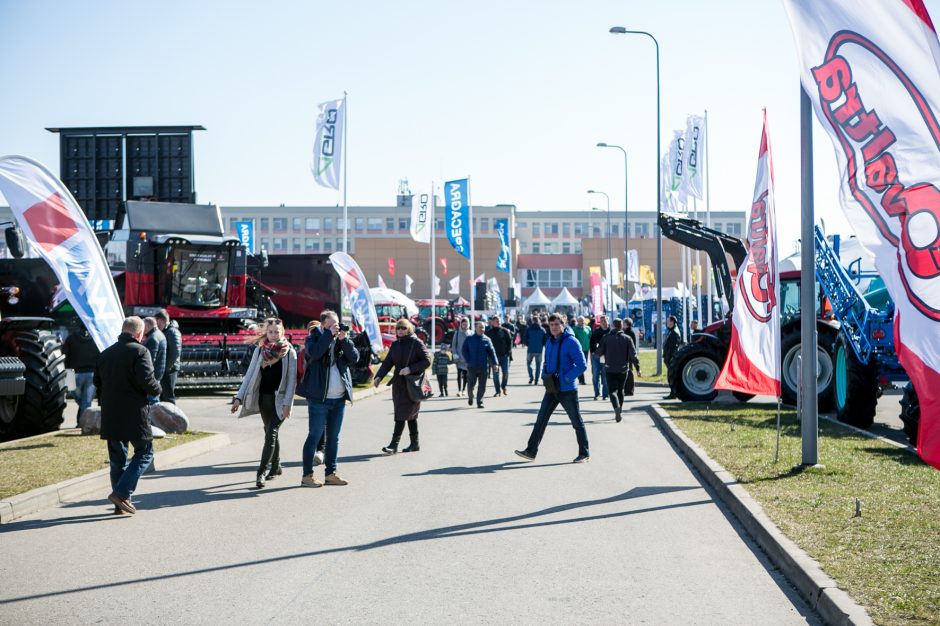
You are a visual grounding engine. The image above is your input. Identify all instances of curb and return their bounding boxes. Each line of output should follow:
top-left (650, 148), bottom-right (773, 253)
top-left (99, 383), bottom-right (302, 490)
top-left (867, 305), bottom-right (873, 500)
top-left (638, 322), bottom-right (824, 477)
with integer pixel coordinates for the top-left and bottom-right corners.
top-left (647, 404), bottom-right (872, 626)
top-left (0, 432), bottom-right (231, 525)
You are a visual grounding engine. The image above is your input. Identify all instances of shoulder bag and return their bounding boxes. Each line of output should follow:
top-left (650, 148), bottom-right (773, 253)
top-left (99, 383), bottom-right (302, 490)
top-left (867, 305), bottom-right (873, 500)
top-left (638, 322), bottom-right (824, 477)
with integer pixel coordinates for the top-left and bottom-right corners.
top-left (542, 336), bottom-right (563, 394)
top-left (402, 340), bottom-right (433, 402)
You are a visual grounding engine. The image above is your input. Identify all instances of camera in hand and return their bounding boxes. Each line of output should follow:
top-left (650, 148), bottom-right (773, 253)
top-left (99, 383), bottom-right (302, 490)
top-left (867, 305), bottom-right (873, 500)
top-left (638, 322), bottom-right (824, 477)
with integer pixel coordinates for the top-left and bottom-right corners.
top-left (337, 323), bottom-right (350, 333)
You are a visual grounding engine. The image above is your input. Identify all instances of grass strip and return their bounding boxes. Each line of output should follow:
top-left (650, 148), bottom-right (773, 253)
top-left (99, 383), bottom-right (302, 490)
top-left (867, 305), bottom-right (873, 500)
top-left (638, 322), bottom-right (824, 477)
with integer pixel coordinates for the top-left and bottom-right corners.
top-left (666, 403), bottom-right (939, 626)
top-left (0, 431), bottom-right (212, 500)
top-left (637, 350), bottom-right (667, 384)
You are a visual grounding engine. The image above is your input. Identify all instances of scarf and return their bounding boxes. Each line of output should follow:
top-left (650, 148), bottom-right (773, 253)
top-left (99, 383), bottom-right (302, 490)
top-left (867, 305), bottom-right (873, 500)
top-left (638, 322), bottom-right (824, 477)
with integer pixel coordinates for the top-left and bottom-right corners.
top-left (261, 339), bottom-right (290, 367)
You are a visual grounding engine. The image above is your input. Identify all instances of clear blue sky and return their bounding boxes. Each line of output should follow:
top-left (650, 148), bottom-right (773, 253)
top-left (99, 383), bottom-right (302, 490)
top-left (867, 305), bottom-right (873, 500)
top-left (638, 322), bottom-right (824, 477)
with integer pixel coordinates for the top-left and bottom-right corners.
top-left (2, 0), bottom-right (939, 251)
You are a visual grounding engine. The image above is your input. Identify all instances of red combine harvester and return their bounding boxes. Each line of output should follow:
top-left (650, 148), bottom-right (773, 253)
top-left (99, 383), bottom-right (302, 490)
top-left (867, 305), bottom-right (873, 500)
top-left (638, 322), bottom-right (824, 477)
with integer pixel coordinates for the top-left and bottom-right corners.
top-left (413, 298), bottom-right (466, 345)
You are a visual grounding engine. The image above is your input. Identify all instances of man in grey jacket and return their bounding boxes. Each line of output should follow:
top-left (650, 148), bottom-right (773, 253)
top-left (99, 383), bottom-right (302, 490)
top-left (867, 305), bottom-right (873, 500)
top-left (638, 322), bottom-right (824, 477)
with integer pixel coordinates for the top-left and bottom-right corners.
top-left (143, 317), bottom-right (166, 404)
top-left (155, 310), bottom-right (181, 403)
top-left (597, 319), bottom-right (640, 422)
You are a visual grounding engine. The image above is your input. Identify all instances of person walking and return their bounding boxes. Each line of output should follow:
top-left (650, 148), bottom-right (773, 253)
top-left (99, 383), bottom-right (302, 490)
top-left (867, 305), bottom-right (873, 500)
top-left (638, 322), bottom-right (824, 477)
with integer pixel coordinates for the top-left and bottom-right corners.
top-left (63, 322), bottom-right (99, 428)
top-left (300, 310), bottom-right (359, 486)
top-left (514, 313), bottom-right (590, 463)
top-left (524, 315), bottom-right (547, 384)
top-left (485, 315), bottom-right (513, 397)
top-left (623, 317), bottom-right (640, 396)
top-left (231, 318), bottom-right (297, 488)
top-left (154, 309), bottom-right (181, 404)
top-left (452, 318), bottom-right (471, 396)
top-left (597, 319), bottom-right (640, 423)
top-left (433, 343), bottom-right (452, 397)
top-left (142, 317), bottom-right (166, 404)
top-left (573, 316), bottom-right (590, 385)
top-left (460, 321), bottom-right (498, 408)
top-left (589, 315), bottom-right (610, 401)
top-left (664, 315), bottom-right (683, 400)
top-left (375, 318), bottom-right (430, 454)
top-left (94, 316), bottom-right (162, 514)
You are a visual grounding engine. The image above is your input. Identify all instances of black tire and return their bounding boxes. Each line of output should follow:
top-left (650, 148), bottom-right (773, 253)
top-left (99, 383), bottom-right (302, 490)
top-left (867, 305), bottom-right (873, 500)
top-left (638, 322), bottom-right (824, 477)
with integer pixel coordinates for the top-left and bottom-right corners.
top-left (669, 342), bottom-right (725, 402)
top-left (780, 327), bottom-right (836, 411)
top-left (732, 391), bottom-right (756, 402)
top-left (1, 330), bottom-right (67, 438)
top-left (833, 333), bottom-right (878, 428)
top-left (899, 382), bottom-right (919, 446)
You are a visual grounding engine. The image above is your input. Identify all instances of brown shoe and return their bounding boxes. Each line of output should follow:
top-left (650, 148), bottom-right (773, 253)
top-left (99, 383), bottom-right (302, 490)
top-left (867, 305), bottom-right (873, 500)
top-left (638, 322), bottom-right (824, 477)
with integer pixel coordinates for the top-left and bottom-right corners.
top-left (324, 473), bottom-right (348, 486)
top-left (300, 473), bottom-right (323, 488)
top-left (108, 493), bottom-right (136, 514)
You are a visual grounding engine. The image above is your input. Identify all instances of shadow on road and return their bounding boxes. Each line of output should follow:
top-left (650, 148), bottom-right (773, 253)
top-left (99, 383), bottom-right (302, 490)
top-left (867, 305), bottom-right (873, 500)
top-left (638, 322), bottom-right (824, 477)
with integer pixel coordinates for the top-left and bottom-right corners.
top-left (402, 461), bottom-right (573, 476)
top-left (0, 485), bottom-right (708, 605)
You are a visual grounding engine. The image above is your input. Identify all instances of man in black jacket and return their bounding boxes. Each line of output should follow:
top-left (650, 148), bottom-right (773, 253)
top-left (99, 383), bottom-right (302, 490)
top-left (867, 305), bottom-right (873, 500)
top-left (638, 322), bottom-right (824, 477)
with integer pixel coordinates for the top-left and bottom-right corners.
top-left (597, 319), bottom-right (640, 422)
top-left (588, 315), bottom-right (610, 400)
top-left (485, 315), bottom-right (513, 397)
top-left (155, 309), bottom-right (181, 404)
top-left (623, 317), bottom-right (640, 396)
top-left (664, 315), bottom-right (683, 399)
top-left (94, 316), bottom-right (162, 514)
top-left (143, 317), bottom-right (166, 404)
top-left (63, 323), bottom-right (100, 427)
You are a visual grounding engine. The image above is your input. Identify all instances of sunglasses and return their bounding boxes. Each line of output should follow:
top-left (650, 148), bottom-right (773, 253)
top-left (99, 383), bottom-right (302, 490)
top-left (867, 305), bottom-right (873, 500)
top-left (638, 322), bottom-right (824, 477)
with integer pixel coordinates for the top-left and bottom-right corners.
top-left (395, 327), bottom-right (409, 331)
top-left (265, 318), bottom-right (282, 324)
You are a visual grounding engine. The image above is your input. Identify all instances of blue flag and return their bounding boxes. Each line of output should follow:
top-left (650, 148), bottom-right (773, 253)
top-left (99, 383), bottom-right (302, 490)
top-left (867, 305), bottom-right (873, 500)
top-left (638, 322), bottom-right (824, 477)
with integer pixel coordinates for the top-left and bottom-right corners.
top-left (234, 221), bottom-right (255, 253)
top-left (445, 178), bottom-right (470, 259)
top-left (495, 218), bottom-right (510, 272)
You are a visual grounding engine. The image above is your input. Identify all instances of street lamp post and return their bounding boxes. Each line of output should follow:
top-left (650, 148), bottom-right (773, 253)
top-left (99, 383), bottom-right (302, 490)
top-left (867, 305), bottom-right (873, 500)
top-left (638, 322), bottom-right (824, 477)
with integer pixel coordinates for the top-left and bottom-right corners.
top-left (588, 190), bottom-right (613, 315)
top-left (596, 142), bottom-right (628, 301)
top-left (609, 26), bottom-right (663, 375)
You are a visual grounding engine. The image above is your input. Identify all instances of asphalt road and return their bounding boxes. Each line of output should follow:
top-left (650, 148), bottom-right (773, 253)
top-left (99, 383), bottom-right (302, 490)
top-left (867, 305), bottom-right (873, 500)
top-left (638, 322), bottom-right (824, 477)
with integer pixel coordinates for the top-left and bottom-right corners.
top-left (0, 354), bottom-right (820, 625)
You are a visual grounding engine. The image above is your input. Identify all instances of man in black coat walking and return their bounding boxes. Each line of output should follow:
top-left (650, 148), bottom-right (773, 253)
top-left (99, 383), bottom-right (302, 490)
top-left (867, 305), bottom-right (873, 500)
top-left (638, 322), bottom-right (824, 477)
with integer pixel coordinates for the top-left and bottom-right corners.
top-left (94, 316), bottom-right (162, 514)
top-left (485, 315), bottom-right (513, 397)
top-left (663, 315), bottom-right (683, 399)
top-left (596, 319), bottom-right (641, 422)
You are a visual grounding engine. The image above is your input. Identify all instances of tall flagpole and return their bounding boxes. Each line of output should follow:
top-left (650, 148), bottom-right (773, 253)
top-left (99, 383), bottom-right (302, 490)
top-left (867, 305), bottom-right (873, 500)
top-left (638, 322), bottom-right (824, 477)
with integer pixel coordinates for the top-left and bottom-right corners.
top-left (342, 91), bottom-right (349, 254)
top-left (468, 176), bottom-right (475, 326)
top-left (430, 182), bottom-right (436, 352)
top-left (704, 109), bottom-right (712, 323)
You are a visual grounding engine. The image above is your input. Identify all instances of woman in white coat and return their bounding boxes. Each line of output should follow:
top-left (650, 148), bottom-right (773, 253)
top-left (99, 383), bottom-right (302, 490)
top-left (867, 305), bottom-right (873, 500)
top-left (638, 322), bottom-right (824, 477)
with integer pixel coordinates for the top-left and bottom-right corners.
top-left (231, 318), bottom-right (297, 488)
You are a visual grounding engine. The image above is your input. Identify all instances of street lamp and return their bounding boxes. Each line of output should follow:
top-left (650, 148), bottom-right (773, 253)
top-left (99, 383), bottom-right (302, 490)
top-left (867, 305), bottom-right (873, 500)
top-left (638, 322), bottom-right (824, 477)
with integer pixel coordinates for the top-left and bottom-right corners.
top-left (588, 190), bottom-right (613, 316)
top-left (609, 25), bottom-right (663, 375)
top-left (596, 142), bottom-right (628, 301)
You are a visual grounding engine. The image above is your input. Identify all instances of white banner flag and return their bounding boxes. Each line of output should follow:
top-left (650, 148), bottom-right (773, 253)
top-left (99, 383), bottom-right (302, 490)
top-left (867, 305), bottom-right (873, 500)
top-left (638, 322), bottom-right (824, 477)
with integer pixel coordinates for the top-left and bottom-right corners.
top-left (627, 249), bottom-right (639, 283)
top-left (433, 275), bottom-right (441, 296)
top-left (668, 131), bottom-right (689, 206)
top-left (377, 274), bottom-right (387, 289)
top-left (404, 274), bottom-right (414, 295)
top-left (0, 156), bottom-right (124, 351)
top-left (312, 97), bottom-right (345, 190)
top-left (449, 275), bottom-right (460, 295)
top-left (684, 114), bottom-right (706, 200)
top-left (329, 252), bottom-right (384, 355)
top-left (603, 258), bottom-right (621, 287)
top-left (410, 191), bottom-right (431, 244)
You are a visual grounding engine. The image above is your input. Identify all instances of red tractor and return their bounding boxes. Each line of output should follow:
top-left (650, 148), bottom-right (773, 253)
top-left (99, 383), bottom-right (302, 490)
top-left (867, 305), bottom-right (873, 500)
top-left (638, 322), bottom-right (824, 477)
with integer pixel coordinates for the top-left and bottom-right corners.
top-left (413, 298), bottom-right (464, 345)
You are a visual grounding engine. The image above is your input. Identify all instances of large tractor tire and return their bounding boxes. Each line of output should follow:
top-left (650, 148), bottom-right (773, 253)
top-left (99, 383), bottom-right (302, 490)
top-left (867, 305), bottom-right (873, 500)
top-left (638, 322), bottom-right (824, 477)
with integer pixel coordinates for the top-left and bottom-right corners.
top-left (669, 342), bottom-right (724, 402)
top-left (899, 382), bottom-right (920, 446)
top-left (781, 328), bottom-right (836, 412)
top-left (833, 333), bottom-right (878, 428)
top-left (0, 329), bottom-right (68, 438)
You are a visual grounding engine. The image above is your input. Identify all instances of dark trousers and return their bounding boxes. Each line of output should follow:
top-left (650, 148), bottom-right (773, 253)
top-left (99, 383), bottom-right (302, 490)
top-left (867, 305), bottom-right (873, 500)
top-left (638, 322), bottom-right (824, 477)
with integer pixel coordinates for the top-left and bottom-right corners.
top-left (579, 351), bottom-right (588, 384)
top-left (496, 354), bottom-right (510, 392)
top-left (160, 370), bottom-right (178, 404)
top-left (437, 374), bottom-right (448, 396)
top-left (524, 390), bottom-right (589, 458)
top-left (107, 438), bottom-right (154, 500)
top-left (456, 368), bottom-right (468, 391)
top-left (606, 371), bottom-right (627, 412)
top-left (391, 418), bottom-right (418, 444)
top-left (466, 368), bottom-right (488, 403)
top-left (625, 369), bottom-right (635, 396)
top-left (257, 393), bottom-right (283, 476)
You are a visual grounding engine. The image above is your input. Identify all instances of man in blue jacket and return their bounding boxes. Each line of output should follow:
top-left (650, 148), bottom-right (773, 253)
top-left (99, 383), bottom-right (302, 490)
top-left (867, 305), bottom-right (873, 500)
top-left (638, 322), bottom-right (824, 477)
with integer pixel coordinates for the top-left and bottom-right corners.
top-left (515, 313), bottom-right (590, 463)
top-left (460, 321), bottom-right (498, 409)
top-left (524, 315), bottom-right (547, 385)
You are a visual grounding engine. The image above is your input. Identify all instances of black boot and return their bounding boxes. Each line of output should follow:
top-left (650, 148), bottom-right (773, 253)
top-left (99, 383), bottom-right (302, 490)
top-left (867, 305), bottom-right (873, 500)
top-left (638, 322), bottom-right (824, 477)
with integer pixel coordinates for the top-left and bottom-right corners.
top-left (382, 439), bottom-right (399, 455)
top-left (402, 436), bottom-right (420, 453)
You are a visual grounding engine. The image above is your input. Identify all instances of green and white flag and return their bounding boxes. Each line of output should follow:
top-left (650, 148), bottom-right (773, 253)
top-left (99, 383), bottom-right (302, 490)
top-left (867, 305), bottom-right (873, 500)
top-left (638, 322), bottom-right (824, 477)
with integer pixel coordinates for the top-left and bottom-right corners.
top-left (684, 114), bottom-right (705, 200)
top-left (410, 190), bottom-right (432, 244)
top-left (312, 97), bottom-right (345, 189)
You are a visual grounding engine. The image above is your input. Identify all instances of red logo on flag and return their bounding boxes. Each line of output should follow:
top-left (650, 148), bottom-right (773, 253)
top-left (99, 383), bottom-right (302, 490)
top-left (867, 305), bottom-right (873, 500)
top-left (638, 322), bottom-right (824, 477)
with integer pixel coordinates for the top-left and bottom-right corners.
top-left (742, 191), bottom-right (777, 322)
top-left (341, 270), bottom-right (361, 291)
top-left (23, 193), bottom-right (78, 252)
top-left (387, 257), bottom-right (396, 276)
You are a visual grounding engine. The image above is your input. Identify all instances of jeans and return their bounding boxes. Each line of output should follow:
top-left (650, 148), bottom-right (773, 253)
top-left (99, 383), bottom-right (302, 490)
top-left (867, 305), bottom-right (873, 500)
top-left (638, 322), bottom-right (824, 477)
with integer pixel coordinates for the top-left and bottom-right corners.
top-left (74, 371), bottom-right (95, 423)
top-left (591, 353), bottom-right (608, 398)
top-left (107, 439), bottom-right (154, 500)
top-left (524, 390), bottom-right (589, 458)
top-left (606, 371), bottom-right (627, 412)
top-left (466, 368), bottom-right (489, 403)
top-left (496, 354), bottom-right (510, 392)
top-left (526, 352), bottom-right (542, 381)
top-left (257, 394), bottom-right (283, 476)
top-left (160, 370), bottom-right (178, 404)
top-left (303, 397), bottom-right (346, 475)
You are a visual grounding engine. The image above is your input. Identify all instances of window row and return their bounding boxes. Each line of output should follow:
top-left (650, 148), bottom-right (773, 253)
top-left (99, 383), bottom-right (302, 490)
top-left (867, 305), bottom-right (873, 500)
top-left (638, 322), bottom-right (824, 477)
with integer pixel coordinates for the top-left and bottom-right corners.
top-left (523, 269), bottom-right (583, 289)
top-left (255, 237), bottom-right (354, 254)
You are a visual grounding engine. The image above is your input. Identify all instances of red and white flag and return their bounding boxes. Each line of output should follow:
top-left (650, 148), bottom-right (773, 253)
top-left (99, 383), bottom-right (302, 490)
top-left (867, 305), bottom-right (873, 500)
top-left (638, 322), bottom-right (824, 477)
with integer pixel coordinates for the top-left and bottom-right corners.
top-left (715, 112), bottom-right (781, 397)
top-left (784, 0), bottom-right (940, 469)
top-left (440, 257), bottom-right (448, 275)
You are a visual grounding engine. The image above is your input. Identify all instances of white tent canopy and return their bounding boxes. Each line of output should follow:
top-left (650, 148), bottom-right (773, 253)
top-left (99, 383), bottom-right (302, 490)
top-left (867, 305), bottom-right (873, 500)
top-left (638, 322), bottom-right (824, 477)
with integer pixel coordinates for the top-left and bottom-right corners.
top-left (550, 287), bottom-right (579, 308)
top-left (369, 288), bottom-right (419, 317)
top-left (522, 287), bottom-right (552, 309)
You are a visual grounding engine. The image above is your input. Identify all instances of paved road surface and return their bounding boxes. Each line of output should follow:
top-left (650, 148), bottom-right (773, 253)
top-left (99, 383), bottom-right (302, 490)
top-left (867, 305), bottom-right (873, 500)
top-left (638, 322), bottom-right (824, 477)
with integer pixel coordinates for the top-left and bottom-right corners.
top-left (0, 355), bottom-right (820, 625)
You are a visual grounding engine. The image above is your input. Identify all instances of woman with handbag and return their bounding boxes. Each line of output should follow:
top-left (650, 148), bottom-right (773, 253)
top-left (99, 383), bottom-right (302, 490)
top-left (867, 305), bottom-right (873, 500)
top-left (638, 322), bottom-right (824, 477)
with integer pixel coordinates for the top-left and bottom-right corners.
top-left (373, 318), bottom-right (431, 454)
top-left (231, 318), bottom-right (297, 488)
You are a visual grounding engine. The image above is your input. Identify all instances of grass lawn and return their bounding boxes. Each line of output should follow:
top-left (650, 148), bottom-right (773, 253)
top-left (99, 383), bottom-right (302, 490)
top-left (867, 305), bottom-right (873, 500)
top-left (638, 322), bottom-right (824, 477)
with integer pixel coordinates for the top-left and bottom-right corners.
top-left (0, 431), bottom-right (212, 500)
top-left (637, 350), bottom-right (668, 384)
top-left (666, 403), bottom-right (939, 626)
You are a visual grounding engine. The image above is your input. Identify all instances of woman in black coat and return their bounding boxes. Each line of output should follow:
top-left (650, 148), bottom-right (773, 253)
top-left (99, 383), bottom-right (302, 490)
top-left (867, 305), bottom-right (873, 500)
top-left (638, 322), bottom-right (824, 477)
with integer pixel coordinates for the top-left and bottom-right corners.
top-left (373, 318), bottom-right (431, 454)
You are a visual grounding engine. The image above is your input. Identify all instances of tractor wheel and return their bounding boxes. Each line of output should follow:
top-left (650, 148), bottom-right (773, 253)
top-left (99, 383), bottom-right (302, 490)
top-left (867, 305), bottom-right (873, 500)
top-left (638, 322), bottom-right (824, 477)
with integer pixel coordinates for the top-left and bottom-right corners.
top-left (732, 392), bottom-right (756, 403)
top-left (781, 328), bottom-right (836, 411)
top-left (2, 330), bottom-right (67, 438)
top-left (899, 382), bottom-right (920, 446)
top-left (670, 343), bottom-right (724, 402)
top-left (833, 333), bottom-right (878, 428)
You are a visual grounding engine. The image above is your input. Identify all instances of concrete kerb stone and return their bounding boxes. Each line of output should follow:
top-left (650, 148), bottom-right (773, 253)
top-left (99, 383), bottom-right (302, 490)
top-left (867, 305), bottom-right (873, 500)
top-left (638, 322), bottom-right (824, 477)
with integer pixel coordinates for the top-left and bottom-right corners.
top-left (647, 403), bottom-right (873, 626)
top-left (0, 432), bottom-right (231, 525)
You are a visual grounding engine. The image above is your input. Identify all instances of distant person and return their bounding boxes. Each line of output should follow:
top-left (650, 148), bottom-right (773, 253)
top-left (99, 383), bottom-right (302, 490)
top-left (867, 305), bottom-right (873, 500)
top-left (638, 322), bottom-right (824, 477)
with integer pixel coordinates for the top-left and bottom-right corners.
top-left (573, 316), bottom-right (591, 385)
top-left (94, 316), bottom-right (162, 515)
top-left (461, 321), bottom-right (498, 408)
top-left (154, 309), bottom-right (181, 404)
top-left (597, 319), bottom-right (640, 422)
top-left (524, 315), bottom-right (547, 384)
top-left (623, 317), bottom-right (639, 396)
top-left (375, 319), bottom-right (430, 454)
top-left (452, 318), bottom-right (471, 396)
top-left (514, 313), bottom-right (590, 463)
top-left (231, 318), bottom-right (297, 489)
top-left (664, 315), bottom-right (683, 400)
top-left (63, 323), bottom-right (99, 428)
top-left (690, 319), bottom-right (700, 334)
top-left (485, 315), bottom-right (513, 397)
top-left (433, 343), bottom-right (452, 397)
top-left (142, 317), bottom-right (166, 405)
top-left (589, 315), bottom-right (610, 400)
